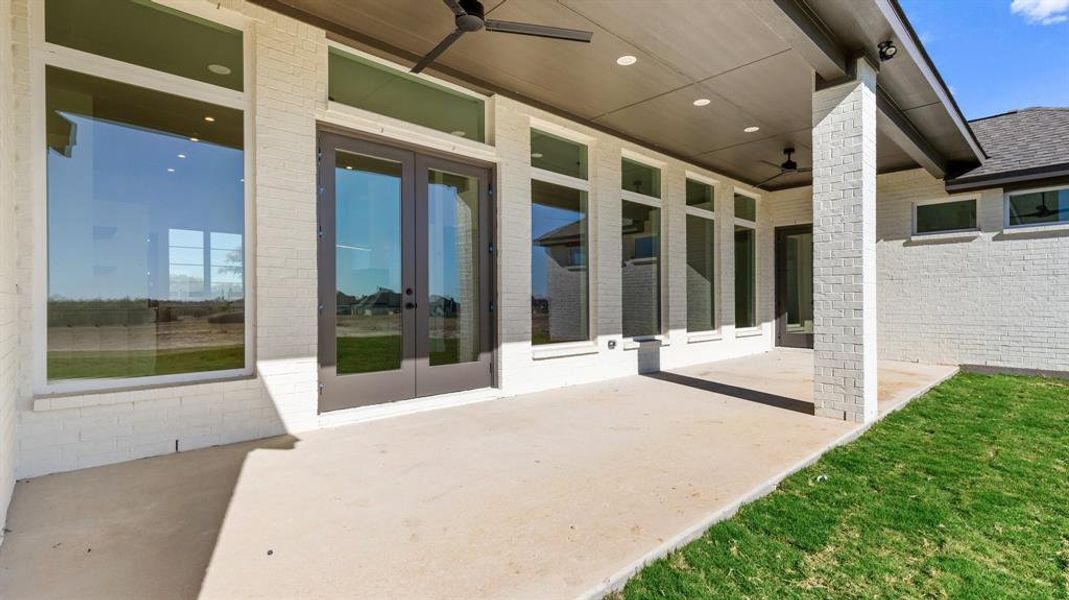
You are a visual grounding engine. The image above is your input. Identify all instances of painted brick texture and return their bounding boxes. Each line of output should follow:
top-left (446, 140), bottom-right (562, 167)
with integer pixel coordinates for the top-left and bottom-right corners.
top-left (810, 59), bottom-right (879, 423)
top-left (769, 171), bottom-right (1069, 374)
top-left (0, 0), bottom-right (19, 537)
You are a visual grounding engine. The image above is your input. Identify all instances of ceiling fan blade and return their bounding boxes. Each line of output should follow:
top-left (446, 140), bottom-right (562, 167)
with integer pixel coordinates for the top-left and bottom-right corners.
top-left (758, 159), bottom-right (783, 169)
top-left (755, 171), bottom-right (785, 187)
top-left (795, 167), bottom-right (813, 173)
top-left (411, 29), bottom-right (465, 73)
top-left (484, 19), bottom-right (593, 42)
top-left (442, 0), bottom-right (467, 17)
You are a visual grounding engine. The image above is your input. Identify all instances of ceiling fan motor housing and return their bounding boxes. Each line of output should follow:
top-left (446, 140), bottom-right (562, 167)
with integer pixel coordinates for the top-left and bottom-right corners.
top-left (457, 0), bottom-right (485, 31)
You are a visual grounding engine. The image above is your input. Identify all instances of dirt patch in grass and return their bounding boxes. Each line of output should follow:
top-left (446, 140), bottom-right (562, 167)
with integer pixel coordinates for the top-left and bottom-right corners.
top-left (621, 373), bottom-right (1069, 599)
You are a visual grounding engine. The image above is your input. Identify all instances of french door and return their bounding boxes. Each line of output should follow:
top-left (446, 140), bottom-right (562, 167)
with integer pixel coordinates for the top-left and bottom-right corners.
top-left (317, 133), bottom-right (493, 412)
top-left (774, 224), bottom-right (814, 349)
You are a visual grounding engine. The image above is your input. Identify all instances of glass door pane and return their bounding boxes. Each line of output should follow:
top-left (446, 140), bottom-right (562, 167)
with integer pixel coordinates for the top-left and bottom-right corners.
top-left (785, 231), bottom-right (813, 335)
top-left (426, 170), bottom-right (480, 366)
top-left (335, 151), bottom-right (404, 374)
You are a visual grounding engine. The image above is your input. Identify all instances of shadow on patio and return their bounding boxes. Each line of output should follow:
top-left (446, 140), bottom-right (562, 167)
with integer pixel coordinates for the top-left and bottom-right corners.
top-left (0, 350), bottom-right (955, 599)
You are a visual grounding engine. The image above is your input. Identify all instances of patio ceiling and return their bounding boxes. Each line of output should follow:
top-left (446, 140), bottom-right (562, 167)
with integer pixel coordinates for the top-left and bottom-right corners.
top-left (252, 0), bottom-right (981, 190)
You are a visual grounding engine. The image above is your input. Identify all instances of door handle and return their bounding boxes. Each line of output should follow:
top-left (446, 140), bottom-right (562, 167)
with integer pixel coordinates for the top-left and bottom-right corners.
top-left (405, 302), bottom-right (417, 310)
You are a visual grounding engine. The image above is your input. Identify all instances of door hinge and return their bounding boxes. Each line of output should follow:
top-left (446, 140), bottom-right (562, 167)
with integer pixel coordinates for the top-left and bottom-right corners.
top-left (318, 304), bottom-right (324, 315)
top-left (316, 147), bottom-right (322, 162)
top-left (488, 242), bottom-right (495, 254)
top-left (318, 225), bottom-right (324, 240)
top-left (488, 184), bottom-right (494, 197)
top-left (488, 301), bottom-right (495, 313)
top-left (318, 383), bottom-right (324, 396)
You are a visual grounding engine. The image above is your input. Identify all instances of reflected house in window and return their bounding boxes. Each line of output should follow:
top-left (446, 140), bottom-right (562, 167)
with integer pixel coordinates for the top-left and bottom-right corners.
top-left (621, 202), bottom-right (660, 338)
top-left (532, 216), bottom-right (588, 343)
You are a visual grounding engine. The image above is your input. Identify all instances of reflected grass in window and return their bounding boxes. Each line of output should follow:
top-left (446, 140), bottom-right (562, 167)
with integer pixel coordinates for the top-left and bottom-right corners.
top-left (46, 66), bottom-right (245, 381)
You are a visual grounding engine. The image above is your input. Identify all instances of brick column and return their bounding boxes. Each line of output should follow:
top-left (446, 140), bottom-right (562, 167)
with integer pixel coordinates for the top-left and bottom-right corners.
top-left (717, 183), bottom-right (736, 337)
top-left (811, 57), bottom-right (878, 423)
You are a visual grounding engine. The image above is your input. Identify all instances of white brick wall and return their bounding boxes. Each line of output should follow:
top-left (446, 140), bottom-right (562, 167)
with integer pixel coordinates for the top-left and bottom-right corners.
top-left (769, 171), bottom-right (1069, 374)
top-left (4, 0), bottom-right (778, 483)
top-left (0, 0), bottom-right (19, 539)
top-left (810, 58), bottom-right (879, 423)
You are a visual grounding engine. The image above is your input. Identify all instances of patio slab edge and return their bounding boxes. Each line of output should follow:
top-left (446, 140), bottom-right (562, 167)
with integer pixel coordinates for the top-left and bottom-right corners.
top-left (577, 364), bottom-right (960, 600)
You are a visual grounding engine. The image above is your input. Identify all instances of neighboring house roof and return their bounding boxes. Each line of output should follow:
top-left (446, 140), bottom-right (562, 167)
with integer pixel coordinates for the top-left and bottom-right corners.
top-left (947, 108), bottom-right (1069, 190)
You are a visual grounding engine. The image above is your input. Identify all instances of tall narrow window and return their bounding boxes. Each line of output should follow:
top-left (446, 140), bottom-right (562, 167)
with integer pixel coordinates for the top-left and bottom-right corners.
top-left (685, 178), bottom-right (716, 332)
top-left (621, 157), bottom-right (662, 338)
top-left (531, 130), bottom-right (589, 345)
top-left (622, 201), bottom-right (661, 337)
top-left (734, 226), bottom-right (756, 329)
top-left (531, 181), bottom-right (589, 344)
top-left (46, 67), bottom-right (245, 381)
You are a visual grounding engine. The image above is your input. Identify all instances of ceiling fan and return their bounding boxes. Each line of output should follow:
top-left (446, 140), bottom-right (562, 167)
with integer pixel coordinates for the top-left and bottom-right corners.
top-left (756, 147), bottom-right (812, 186)
top-left (1017, 195), bottom-right (1069, 219)
top-left (411, 0), bottom-right (594, 74)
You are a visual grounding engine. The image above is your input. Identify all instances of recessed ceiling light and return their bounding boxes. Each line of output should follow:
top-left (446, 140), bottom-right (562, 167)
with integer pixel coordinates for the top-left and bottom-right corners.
top-left (204, 116), bottom-right (215, 122)
top-left (208, 63), bottom-right (232, 75)
top-left (744, 126), bottom-right (760, 133)
top-left (189, 137), bottom-right (199, 142)
top-left (166, 168), bottom-right (175, 173)
top-left (616, 55), bottom-right (637, 66)
top-left (177, 154), bottom-right (186, 159)
top-left (531, 152), bottom-right (543, 159)
top-left (693, 98), bottom-right (711, 107)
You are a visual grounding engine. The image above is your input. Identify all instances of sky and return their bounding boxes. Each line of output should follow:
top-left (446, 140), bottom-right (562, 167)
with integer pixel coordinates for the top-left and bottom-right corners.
top-left (899, 0), bottom-right (1069, 120)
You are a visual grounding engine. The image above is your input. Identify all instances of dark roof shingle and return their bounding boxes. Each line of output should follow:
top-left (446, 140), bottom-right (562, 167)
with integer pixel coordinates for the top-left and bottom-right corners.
top-left (951, 107), bottom-right (1069, 181)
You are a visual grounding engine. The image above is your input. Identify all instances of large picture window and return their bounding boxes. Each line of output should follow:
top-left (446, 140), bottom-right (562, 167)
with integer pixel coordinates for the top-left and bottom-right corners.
top-left (45, 67), bottom-right (245, 382)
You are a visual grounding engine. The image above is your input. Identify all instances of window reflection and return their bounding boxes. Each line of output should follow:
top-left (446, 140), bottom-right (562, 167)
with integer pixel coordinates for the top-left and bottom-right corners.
top-left (686, 215), bottom-right (715, 332)
top-left (334, 152), bottom-right (404, 375)
top-left (622, 201), bottom-right (661, 337)
top-left (734, 226), bottom-right (756, 328)
top-left (531, 180), bottom-right (588, 345)
top-left (46, 66), bottom-right (244, 381)
top-left (427, 170), bottom-right (480, 366)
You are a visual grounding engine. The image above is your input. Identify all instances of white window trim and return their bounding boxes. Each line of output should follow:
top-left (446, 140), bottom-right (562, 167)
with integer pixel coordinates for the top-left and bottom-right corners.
top-left (684, 180), bottom-right (718, 335)
top-left (732, 213), bottom-right (758, 332)
top-left (619, 154), bottom-right (665, 341)
top-left (530, 167), bottom-right (590, 192)
top-left (1004, 184), bottom-right (1069, 229)
top-left (911, 195), bottom-right (980, 236)
top-left (528, 117), bottom-right (596, 146)
top-left (323, 39), bottom-right (494, 155)
top-left (529, 126), bottom-right (594, 351)
top-left (31, 0), bottom-right (256, 396)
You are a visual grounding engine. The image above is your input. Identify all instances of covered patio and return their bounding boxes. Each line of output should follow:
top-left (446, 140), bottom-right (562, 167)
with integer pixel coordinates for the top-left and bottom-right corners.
top-left (0, 350), bottom-right (955, 599)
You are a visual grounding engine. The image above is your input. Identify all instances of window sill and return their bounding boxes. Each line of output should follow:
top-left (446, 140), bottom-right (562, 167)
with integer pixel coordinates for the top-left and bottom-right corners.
top-left (909, 230), bottom-right (981, 243)
top-left (34, 373), bottom-right (256, 412)
top-left (622, 336), bottom-right (669, 350)
top-left (1001, 222), bottom-right (1069, 236)
top-left (735, 327), bottom-right (764, 339)
top-left (687, 330), bottom-right (723, 344)
top-left (531, 341), bottom-right (599, 360)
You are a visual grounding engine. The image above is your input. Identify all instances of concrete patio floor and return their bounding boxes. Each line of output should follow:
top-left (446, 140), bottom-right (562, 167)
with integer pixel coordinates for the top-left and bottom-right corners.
top-left (0, 350), bottom-right (956, 599)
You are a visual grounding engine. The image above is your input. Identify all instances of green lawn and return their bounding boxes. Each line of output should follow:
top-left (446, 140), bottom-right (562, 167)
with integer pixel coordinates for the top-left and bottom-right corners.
top-left (48, 346), bottom-right (244, 380)
top-left (618, 373), bottom-right (1069, 600)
